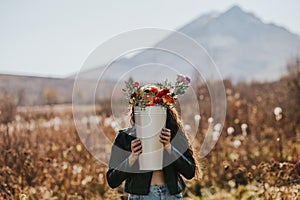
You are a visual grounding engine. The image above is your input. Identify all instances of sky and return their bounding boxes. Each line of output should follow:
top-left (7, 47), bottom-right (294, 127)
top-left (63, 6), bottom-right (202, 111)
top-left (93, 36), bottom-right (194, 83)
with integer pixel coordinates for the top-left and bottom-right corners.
top-left (0, 0), bottom-right (299, 77)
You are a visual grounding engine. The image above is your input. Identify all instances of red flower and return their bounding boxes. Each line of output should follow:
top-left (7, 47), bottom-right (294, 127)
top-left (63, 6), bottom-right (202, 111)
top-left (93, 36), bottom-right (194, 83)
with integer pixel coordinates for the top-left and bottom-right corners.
top-left (156, 88), bottom-right (170, 97)
top-left (149, 87), bottom-right (158, 93)
top-left (153, 97), bottom-right (161, 104)
top-left (130, 92), bottom-right (136, 98)
top-left (162, 94), bottom-right (174, 105)
top-left (134, 82), bottom-right (140, 87)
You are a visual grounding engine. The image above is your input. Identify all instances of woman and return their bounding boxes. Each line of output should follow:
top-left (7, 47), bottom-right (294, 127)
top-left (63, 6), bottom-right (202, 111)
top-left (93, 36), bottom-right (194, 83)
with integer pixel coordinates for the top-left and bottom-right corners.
top-left (106, 105), bottom-right (200, 200)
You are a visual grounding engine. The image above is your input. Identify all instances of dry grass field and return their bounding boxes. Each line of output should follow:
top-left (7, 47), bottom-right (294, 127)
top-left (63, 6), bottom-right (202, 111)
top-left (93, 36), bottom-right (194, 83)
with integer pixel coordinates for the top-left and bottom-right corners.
top-left (0, 60), bottom-right (300, 199)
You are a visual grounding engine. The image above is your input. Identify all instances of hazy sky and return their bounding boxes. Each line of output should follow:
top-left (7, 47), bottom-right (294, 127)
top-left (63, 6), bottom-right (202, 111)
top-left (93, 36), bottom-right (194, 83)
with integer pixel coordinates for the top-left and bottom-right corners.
top-left (0, 0), bottom-right (299, 77)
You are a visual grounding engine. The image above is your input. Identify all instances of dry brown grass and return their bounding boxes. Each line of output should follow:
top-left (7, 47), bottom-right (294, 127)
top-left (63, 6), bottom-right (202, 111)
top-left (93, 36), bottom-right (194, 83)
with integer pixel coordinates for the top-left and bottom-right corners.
top-left (0, 69), bottom-right (300, 199)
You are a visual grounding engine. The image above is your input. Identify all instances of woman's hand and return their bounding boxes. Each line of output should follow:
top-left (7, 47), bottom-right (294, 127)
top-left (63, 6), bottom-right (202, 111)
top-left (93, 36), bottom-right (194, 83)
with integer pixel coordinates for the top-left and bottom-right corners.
top-left (160, 128), bottom-right (172, 153)
top-left (128, 138), bottom-right (142, 167)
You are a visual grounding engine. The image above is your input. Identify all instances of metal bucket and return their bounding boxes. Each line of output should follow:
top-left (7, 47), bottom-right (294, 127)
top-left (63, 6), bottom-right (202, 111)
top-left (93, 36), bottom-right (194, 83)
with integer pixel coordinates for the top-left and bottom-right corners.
top-left (134, 106), bottom-right (166, 170)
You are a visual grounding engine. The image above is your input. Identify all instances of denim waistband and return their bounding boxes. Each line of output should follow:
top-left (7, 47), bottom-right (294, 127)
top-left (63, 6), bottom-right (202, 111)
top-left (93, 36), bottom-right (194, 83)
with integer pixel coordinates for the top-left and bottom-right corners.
top-left (149, 184), bottom-right (167, 193)
top-left (128, 184), bottom-right (183, 199)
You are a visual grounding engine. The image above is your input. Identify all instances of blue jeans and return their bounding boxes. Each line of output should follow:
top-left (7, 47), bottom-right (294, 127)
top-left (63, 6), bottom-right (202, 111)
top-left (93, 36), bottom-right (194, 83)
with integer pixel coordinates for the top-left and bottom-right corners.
top-left (128, 184), bottom-right (183, 200)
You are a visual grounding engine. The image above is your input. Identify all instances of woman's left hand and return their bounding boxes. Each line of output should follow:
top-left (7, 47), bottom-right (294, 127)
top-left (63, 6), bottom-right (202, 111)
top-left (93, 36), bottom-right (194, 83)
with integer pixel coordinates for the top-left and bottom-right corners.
top-left (160, 128), bottom-right (172, 153)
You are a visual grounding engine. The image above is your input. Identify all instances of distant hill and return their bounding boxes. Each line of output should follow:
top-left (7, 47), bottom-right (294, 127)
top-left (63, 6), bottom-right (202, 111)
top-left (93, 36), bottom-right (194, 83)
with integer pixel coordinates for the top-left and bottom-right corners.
top-left (0, 74), bottom-right (116, 106)
top-left (75, 5), bottom-right (300, 82)
top-left (0, 74), bottom-right (73, 105)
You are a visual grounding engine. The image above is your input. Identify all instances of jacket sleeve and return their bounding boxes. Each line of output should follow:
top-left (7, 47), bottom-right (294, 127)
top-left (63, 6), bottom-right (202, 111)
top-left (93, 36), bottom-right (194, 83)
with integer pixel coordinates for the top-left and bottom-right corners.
top-left (106, 131), bottom-right (134, 188)
top-left (164, 131), bottom-right (195, 179)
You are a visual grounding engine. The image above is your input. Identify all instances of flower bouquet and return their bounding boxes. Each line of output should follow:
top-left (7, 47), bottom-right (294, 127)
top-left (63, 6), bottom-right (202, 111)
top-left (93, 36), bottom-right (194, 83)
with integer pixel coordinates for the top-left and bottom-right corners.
top-left (123, 74), bottom-right (191, 170)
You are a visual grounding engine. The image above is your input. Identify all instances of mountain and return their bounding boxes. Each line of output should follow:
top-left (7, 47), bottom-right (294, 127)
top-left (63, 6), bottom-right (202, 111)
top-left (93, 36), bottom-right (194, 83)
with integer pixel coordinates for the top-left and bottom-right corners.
top-left (75, 5), bottom-right (300, 82)
top-left (179, 5), bottom-right (300, 81)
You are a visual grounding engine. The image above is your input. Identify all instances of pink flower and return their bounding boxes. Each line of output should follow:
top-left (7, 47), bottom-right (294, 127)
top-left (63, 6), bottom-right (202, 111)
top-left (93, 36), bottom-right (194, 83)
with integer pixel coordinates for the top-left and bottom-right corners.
top-left (177, 74), bottom-right (191, 84)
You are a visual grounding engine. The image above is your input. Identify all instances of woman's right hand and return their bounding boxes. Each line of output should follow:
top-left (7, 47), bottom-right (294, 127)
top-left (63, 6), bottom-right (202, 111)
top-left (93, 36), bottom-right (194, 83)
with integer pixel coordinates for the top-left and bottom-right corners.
top-left (128, 138), bottom-right (142, 167)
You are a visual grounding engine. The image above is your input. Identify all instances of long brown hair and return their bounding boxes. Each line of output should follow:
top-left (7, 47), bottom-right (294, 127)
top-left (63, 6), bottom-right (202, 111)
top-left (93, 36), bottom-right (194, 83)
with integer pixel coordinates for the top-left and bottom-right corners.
top-left (129, 105), bottom-right (202, 180)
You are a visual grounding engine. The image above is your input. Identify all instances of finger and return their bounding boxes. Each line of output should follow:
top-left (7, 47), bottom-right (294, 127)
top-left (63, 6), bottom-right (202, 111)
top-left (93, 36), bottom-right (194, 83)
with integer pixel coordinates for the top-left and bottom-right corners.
top-left (136, 149), bottom-right (142, 154)
top-left (133, 149), bottom-right (142, 155)
top-left (162, 128), bottom-right (170, 132)
top-left (161, 130), bottom-right (171, 135)
top-left (133, 142), bottom-right (142, 149)
top-left (131, 140), bottom-right (141, 147)
top-left (160, 137), bottom-right (170, 142)
top-left (160, 134), bottom-right (170, 141)
top-left (131, 139), bottom-right (141, 144)
top-left (161, 133), bottom-right (170, 138)
top-left (160, 140), bottom-right (170, 146)
top-left (161, 129), bottom-right (170, 134)
top-left (159, 139), bottom-right (169, 145)
top-left (133, 143), bottom-right (142, 150)
top-left (160, 133), bottom-right (170, 139)
top-left (132, 141), bottom-right (141, 148)
top-left (132, 145), bottom-right (142, 153)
